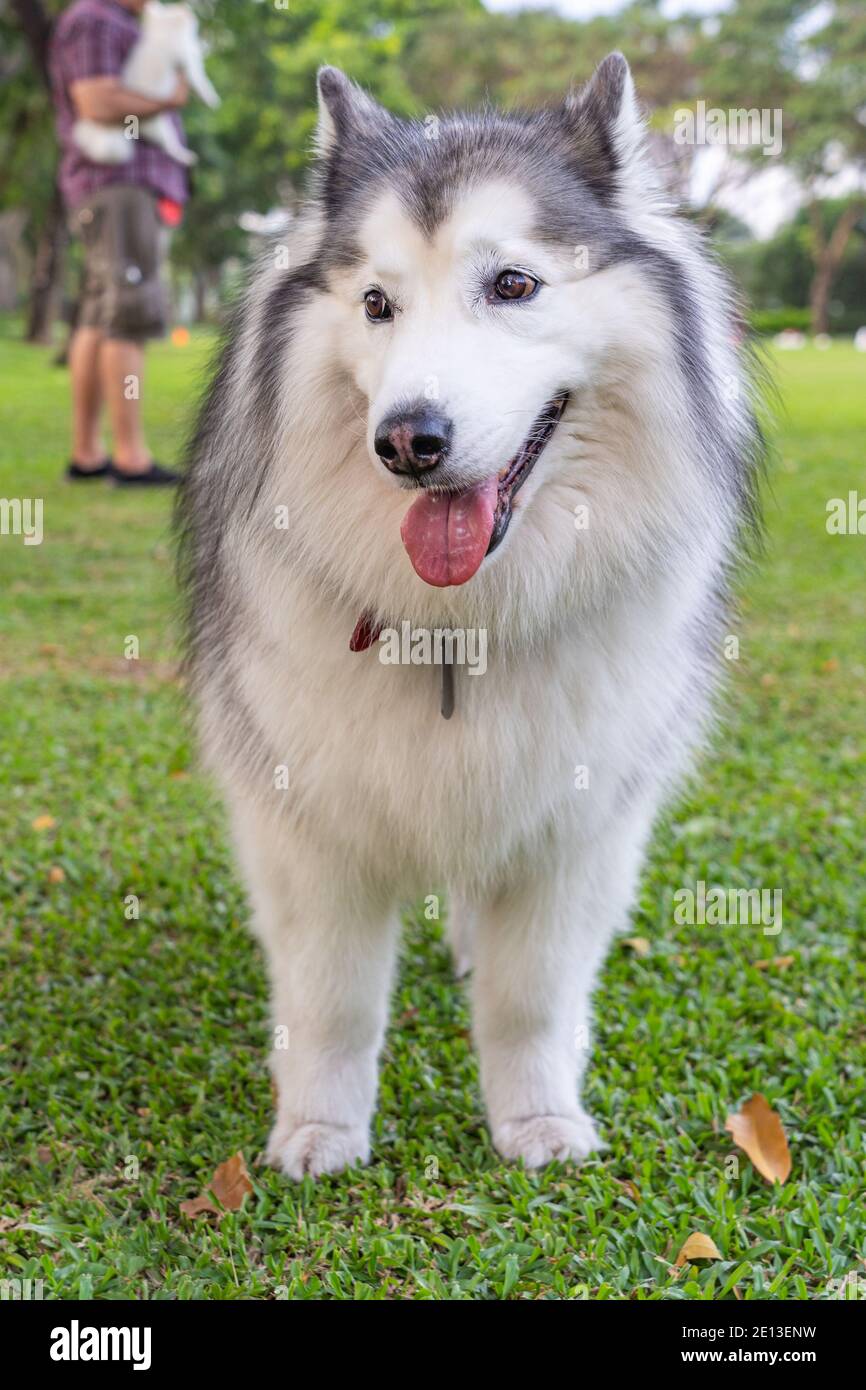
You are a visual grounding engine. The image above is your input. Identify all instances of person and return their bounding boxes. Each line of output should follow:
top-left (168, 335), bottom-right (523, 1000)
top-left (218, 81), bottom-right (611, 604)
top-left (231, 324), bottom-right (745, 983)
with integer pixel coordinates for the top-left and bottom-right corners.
top-left (49, 0), bottom-right (191, 485)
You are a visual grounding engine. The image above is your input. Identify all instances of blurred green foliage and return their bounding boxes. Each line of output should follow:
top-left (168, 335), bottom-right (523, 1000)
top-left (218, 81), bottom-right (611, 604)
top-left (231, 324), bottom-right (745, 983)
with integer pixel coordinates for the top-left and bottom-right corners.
top-left (1, 0), bottom-right (864, 327)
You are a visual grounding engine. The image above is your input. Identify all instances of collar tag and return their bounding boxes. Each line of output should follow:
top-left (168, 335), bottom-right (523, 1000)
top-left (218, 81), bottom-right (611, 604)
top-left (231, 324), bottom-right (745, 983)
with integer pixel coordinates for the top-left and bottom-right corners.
top-left (350, 614), bottom-right (455, 719)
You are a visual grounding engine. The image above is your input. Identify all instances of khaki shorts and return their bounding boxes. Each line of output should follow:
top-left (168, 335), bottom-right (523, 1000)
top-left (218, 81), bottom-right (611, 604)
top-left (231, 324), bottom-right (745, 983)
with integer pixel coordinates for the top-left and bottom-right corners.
top-left (70, 184), bottom-right (170, 341)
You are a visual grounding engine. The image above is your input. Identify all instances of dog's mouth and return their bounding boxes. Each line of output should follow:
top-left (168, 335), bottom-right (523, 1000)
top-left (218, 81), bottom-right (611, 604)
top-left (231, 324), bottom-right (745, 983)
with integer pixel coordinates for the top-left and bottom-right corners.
top-left (399, 392), bottom-right (569, 588)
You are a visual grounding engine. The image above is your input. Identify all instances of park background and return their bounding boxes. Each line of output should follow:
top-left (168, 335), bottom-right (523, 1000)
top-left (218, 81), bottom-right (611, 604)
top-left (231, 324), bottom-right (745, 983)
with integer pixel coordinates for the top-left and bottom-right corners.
top-left (2, 0), bottom-right (866, 339)
top-left (0, 0), bottom-right (864, 1301)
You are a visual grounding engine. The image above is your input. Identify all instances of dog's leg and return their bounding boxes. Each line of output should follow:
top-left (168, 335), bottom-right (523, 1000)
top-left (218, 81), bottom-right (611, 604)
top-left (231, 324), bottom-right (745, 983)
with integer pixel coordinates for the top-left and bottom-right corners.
top-left (139, 115), bottom-right (198, 166)
top-left (447, 894), bottom-right (476, 979)
top-left (472, 815), bottom-right (650, 1167)
top-left (233, 807), bottom-right (398, 1180)
top-left (183, 47), bottom-right (220, 108)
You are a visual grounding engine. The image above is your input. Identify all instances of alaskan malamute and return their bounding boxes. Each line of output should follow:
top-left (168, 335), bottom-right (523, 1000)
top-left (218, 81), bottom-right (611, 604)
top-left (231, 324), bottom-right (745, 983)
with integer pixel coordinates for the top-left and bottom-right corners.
top-left (177, 56), bottom-right (762, 1177)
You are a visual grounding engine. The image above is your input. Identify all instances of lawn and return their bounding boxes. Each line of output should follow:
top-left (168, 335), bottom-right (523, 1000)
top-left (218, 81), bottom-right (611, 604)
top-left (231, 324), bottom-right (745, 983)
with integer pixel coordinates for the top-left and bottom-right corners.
top-left (0, 322), bottom-right (863, 1300)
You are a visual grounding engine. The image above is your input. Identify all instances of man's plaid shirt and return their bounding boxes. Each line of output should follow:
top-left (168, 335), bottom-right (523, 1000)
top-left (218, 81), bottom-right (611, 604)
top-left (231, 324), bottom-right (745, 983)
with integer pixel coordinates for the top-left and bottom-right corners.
top-left (49, 0), bottom-right (189, 210)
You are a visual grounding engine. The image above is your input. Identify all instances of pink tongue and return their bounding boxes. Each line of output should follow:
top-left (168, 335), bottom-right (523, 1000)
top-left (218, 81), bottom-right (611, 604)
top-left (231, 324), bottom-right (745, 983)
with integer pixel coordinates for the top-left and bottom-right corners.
top-left (400, 477), bottom-right (498, 587)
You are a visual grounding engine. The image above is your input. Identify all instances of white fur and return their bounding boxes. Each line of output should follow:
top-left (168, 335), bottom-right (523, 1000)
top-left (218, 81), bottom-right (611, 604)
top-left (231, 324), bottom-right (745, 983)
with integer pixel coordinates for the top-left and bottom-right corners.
top-left (194, 69), bottom-right (750, 1176)
top-left (73, 2), bottom-right (218, 168)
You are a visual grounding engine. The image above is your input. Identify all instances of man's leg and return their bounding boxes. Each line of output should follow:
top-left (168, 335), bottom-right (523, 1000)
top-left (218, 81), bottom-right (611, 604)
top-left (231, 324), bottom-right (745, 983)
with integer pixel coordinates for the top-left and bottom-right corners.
top-left (68, 325), bottom-right (106, 468)
top-left (99, 336), bottom-right (152, 475)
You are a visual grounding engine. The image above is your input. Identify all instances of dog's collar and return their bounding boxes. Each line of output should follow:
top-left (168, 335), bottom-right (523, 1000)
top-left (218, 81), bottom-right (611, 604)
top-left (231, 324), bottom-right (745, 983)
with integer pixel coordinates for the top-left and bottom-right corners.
top-left (350, 612), bottom-right (455, 719)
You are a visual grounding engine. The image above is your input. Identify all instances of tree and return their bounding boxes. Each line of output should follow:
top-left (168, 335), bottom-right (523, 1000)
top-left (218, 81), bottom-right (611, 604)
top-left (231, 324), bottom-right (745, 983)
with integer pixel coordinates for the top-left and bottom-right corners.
top-left (693, 0), bottom-right (866, 333)
top-left (5, 0), bottom-right (67, 342)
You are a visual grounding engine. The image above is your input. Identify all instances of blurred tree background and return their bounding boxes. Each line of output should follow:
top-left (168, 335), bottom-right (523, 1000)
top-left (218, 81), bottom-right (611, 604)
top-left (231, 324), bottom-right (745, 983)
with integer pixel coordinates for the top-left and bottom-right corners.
top-left (1, 0), bottom-right (864, 339)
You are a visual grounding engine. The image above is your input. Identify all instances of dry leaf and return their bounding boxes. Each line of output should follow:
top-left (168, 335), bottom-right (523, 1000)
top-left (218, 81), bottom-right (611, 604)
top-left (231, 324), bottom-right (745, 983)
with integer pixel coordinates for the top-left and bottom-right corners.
top-left (180, 1151), bottom-right (253, 1219)
top-left (31, 815), bottom-right (56, 831)
top-left (47, 866), bottom-right (65, 883)
top-left (754, 955), bottom-right (795, 971)
top-left (675, 1232), bottom-right (723, 1267)
top-left (725, 1093), bottom-right (791, 1184)
top-left (179, 1193), bottom-right (218, 1219)
top-left (760, 673), bottom-right (777, 689)
top-left (211, 1152), bottom-right (252, 1209)
top-left (622, 937), bottom-right (650, 956)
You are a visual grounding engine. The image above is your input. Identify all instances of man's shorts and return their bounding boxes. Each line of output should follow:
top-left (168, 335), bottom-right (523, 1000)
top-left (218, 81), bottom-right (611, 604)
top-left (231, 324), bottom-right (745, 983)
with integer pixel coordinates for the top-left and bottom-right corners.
top-left (70, 184), bottom-right (170, 341)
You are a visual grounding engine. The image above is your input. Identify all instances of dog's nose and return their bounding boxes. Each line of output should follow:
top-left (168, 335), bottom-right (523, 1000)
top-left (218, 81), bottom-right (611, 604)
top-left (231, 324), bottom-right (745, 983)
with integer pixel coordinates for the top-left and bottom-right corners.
top-left (374, 409), bottom-right (452, 476)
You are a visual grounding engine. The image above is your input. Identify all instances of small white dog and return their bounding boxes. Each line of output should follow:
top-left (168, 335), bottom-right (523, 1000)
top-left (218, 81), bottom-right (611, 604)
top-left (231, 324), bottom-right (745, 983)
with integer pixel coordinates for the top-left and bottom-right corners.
top-left (73, 1), bottom-right (219, 167)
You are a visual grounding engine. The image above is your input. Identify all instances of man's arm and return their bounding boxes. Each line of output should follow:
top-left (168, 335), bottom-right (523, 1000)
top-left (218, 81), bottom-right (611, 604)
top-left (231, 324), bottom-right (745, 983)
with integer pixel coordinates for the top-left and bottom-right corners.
top-left (70, 74), bottom-right (188, 122)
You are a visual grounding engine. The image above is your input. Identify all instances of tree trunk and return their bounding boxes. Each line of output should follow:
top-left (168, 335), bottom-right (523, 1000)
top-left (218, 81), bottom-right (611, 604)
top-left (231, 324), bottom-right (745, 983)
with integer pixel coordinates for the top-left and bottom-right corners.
top-left (193, 270), bottom-right (207, 323)
top-left (808, 199), bottom-right (863, 336)
top-left (10, 0), bottom-right (51, 81)
top-left (25, 185), bottom-right (66, 344)
top-left (11, 0), bottom-right (68, 343)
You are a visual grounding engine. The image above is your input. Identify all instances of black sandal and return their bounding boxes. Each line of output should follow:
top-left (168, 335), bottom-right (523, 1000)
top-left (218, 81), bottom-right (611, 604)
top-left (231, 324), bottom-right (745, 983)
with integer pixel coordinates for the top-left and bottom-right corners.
top-left (66, 458), bottom-right (111, 480)
top-left (108, 460), bottom-right (180, 487)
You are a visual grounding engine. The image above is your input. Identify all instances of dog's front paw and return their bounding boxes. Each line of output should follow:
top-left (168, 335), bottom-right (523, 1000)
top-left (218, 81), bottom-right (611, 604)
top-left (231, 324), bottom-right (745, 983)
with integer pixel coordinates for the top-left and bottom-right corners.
top-left (265, 1120), bottom-right (369, 1180)
top-left (493, 1110), bottom-right (601, 1168)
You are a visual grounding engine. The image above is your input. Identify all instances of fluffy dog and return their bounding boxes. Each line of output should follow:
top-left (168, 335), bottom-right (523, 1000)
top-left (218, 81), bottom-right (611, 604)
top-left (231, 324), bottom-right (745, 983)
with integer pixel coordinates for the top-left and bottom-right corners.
top-left (177, 56), bottom-right (762, 1177)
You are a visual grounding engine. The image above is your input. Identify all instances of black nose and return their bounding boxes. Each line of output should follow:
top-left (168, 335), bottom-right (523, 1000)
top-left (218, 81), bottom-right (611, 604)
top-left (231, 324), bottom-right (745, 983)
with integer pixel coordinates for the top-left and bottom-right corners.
top-left (374, 408), bottom-right (452, 476)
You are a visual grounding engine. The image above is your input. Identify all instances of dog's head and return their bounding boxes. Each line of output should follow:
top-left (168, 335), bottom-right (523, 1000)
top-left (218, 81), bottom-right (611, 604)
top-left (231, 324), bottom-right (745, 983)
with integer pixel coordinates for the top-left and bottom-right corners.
top-left (142, 2), bottom-right (195, 37)
top-left (267, 55), bottom-right (749, 629)
top-left (310, 56), bottom-right (702, 595)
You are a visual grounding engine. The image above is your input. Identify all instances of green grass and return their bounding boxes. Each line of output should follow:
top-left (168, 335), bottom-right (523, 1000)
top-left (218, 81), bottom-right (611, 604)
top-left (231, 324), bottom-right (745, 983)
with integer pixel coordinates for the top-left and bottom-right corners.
top-left (0, 323), bottom-right (864, 1301)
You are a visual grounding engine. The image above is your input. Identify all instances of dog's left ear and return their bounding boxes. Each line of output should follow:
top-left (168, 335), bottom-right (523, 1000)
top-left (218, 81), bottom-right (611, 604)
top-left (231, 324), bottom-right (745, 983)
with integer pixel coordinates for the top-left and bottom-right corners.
top-left (565, 52), bottom-right (645, 199)
top-left (316, 67), bottom-right (391, 155)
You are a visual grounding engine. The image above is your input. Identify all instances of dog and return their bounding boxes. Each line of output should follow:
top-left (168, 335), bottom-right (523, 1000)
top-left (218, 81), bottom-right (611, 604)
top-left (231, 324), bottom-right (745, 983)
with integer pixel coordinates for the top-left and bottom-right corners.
top-left (177, 56), bottom-right (763, 1178)
top-left (73, 1), bottom-right (219, 167)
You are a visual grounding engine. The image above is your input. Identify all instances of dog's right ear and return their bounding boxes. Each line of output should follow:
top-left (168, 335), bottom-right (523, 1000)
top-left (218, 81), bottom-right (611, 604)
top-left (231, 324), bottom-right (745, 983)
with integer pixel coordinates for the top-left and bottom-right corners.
top-left (315, 67), bottom-right (390, 154)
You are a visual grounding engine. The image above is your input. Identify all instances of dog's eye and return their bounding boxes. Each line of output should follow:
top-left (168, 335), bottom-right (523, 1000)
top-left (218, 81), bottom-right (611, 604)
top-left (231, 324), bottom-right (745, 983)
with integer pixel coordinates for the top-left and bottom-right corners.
top-left (364, 289), bottom-right (393, 322)
top-left (493, 270), bottom-right (539, 302)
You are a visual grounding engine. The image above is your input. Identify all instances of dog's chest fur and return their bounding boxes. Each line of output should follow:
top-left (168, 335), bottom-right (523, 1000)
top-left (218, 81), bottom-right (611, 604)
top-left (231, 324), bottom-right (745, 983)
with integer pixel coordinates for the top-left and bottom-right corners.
top-left (211, 567), bottom-right (701, 896)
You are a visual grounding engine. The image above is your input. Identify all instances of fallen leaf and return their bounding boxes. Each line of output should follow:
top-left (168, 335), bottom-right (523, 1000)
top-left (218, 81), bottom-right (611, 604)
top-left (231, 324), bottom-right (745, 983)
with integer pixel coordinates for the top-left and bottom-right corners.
top-left (760, 673), bottom-right (777, 689)
top-left (754, 955), bottom-right (795, 971)
top-left (31, 815), bottom-right (56, 831)
top-left (47, 866), bottom-right (65, 883)
top-left (622, 937), bottom-right (650, 956)
top-left (675, 1232), bottom-right (723, 1267)
top-left (725, 1093), bottom-right (791, 1184)
top-left (180, 1151), bottom-right (253, 1219)
top-left (211, 1152), bottom-right (252, 1210)
top-left (179, 1194), bottom-right (218, 1220)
